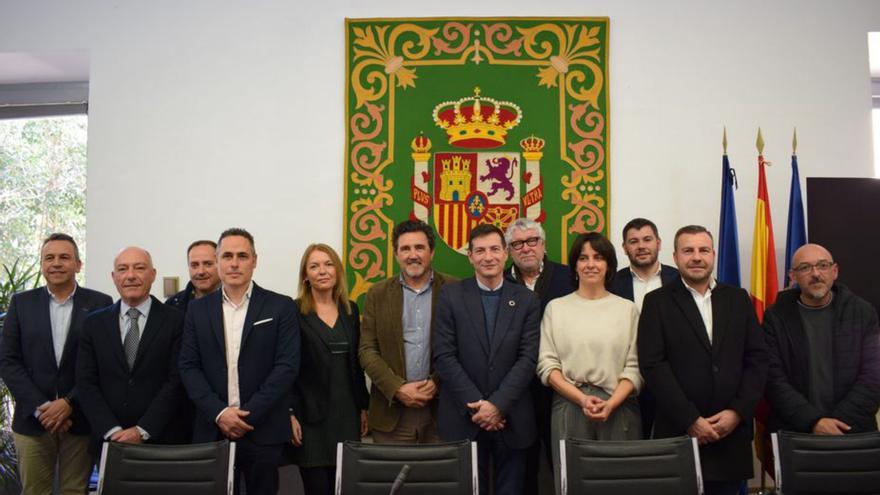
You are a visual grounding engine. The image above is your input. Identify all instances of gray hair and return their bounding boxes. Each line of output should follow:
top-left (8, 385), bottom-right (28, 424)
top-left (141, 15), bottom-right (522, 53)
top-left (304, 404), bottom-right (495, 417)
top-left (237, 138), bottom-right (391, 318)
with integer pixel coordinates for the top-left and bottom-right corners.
top-left (504, 218), bottom-right (546, 245)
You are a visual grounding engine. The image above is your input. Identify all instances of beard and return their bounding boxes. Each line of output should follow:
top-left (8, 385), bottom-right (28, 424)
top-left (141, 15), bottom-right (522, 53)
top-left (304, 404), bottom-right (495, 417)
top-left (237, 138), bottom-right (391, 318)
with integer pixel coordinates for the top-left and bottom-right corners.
top-left (629, 252), bottom-right (658, 269)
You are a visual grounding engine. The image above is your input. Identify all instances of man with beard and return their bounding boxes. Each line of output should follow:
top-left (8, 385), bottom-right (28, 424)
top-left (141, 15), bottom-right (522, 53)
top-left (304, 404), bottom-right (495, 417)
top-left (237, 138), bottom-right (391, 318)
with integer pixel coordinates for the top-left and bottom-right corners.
top-left (610, 218), bottom-right (678, 312)
top-left (359, 220), bottom-right (454, 443)
top-left (764, 243), bottom-right (880, 434)
top-left (503, 218), bottom-right (572, 494)
top-left (638, 225), bottom-right (768, 495)
top-left (166, 240), bottom-right (221, 312)
top-left (609, 218), bottom-right (678, 438)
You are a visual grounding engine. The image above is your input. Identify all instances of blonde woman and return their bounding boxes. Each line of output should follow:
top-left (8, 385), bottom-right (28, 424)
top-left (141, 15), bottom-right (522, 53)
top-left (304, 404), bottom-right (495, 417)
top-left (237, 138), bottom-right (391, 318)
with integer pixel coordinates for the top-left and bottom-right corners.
top-left (537, 232), bottom-right (642, 494)
top-left (286, 244), bottom-right (368, 495)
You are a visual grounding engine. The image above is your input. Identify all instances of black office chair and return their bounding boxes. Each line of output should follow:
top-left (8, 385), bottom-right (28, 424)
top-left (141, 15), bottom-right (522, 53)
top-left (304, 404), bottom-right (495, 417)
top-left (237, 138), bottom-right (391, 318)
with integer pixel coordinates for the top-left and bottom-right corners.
top-left (772, 430), bottom-right (880, 494)
top-left (98, 440), bottom-right (235, 495)
top-left (560, 436), bottom-right (703, 495)
top-left (335, 440), bottom-right (478, 495)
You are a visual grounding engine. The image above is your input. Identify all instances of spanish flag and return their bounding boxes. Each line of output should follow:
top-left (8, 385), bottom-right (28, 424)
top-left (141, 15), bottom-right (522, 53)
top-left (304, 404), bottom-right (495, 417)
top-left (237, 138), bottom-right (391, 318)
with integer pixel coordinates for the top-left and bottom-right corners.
top-left (750, 134), bottom-right (779, 484)
top-left (749, 154), bottom-right (778, 321)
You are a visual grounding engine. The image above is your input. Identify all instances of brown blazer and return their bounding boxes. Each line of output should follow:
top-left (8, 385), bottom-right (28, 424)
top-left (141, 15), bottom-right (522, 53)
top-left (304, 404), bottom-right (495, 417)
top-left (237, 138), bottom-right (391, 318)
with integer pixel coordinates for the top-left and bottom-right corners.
top-left (358, 271), bottom-right (455, 432)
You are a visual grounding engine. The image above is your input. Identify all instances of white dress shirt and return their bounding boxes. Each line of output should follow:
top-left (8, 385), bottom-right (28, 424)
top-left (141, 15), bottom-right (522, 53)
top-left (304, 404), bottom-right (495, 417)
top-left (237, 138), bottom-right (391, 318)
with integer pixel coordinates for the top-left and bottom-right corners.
top-left (217, 282), bottom-right (253, 421)
top-left (630, 265), bottom-right (663, 313)
top-left (682, 277), bottom-right (717, 343)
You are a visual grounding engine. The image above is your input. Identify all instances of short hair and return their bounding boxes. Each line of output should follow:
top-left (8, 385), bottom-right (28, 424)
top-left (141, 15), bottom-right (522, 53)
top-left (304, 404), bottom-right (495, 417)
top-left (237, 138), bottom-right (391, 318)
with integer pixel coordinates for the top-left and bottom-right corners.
top-left (468, 223), bottom-right (506, 250)
top-left (392, 220), bottom-right (435, 251)
top-left (297, 243), bottom-right (351, 315)
top-left (621, 218), bottom-right (659, 242)
top-left (567, 232), bottom-right (618, 288)
top-left (673, 225), bottom-right (714, 251)
top-left (186, 240), bottom-right (217, 257)
top-left (504, 218), bottom-right (546, 245)
top-left (42, 233), bottom-right (80, 261)
top-left (217, 228), bottom-right (255, 254)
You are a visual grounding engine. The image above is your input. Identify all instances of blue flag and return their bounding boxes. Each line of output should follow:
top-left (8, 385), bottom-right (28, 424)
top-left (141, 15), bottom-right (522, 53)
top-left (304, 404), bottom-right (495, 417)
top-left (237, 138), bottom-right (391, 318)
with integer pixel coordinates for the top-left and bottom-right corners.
top-left (784, 154), bottom-right (807, 276)
top-left (718, 154), bottom-right (741, 286)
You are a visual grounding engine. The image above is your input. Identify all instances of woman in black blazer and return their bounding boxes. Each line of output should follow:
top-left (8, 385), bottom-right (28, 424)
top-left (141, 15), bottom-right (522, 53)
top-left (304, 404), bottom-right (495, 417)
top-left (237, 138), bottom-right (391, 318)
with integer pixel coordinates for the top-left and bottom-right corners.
top-left (287, 243), bottom-right (369, 495)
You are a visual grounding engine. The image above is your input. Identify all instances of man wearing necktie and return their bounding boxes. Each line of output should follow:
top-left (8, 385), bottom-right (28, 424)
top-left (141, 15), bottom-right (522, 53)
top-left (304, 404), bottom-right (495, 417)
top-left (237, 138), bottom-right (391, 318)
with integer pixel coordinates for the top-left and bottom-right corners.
top-left (76, 246), bottom-right (189, 457)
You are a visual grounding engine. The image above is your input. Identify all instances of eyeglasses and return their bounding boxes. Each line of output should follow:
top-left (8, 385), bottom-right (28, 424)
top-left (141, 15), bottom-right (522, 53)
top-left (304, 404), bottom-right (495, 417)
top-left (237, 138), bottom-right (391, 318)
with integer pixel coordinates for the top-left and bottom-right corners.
top-left (509, 237), bottom-right (542, 250)
top-left (792, 260), bottom-right (835, 274)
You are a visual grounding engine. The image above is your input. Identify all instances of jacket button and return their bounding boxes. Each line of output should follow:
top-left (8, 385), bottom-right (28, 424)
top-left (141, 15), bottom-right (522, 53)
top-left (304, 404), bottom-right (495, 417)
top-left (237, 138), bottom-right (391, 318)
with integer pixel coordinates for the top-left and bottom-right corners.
top-left (712, 365), bottom-right (719, 373)
top-left (128, 379), bottom-right (134, 385)
top-left (489, 366), bottom-right (495, 372)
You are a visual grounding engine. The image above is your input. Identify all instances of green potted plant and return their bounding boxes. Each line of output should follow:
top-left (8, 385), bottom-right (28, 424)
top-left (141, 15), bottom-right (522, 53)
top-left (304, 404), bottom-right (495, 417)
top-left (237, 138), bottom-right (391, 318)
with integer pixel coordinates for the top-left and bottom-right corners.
top-left (0, 259), bottom-right (41, 492)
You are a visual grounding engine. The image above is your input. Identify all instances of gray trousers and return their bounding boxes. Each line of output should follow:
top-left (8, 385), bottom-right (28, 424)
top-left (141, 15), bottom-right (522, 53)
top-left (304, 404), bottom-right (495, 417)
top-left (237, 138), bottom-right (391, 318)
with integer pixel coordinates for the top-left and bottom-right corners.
top-left (550, 384), bottom-right (642, 495)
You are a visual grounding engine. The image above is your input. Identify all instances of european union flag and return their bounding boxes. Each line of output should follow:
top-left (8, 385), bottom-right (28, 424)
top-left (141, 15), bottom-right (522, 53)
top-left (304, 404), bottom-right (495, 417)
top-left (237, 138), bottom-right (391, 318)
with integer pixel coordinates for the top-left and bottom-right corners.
top-left (784, 154), bottom-right (807, 276)
top-left (718, 154), bottom-right (741, 287)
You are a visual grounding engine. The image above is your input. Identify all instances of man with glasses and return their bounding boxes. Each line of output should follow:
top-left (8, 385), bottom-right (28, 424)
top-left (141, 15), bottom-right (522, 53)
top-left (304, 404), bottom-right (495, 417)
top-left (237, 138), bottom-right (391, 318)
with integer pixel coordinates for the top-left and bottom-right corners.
top-left (503, 218), bottom-right (572, 495)
top-left (764, 243), bottom-right (880, 434)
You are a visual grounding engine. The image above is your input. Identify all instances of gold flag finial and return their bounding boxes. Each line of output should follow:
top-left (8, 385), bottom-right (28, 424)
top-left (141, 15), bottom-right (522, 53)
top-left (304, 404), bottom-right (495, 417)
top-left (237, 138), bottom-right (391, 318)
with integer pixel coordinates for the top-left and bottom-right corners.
top-left (723, 126), bottom-right (728, 155)
top-left (756, 127), bottom-right (765, 155)
top-left (792, 127), bottom-right (798, 156)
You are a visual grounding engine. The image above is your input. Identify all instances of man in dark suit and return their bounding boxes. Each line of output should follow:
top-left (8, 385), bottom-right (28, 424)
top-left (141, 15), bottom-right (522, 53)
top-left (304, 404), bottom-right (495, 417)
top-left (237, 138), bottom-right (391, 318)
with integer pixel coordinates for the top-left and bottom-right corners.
top-left (165, 239), bottom-right (221, 312)
top-left (0, 233), bottom-right (112, 495)
top-left (608, 217), bottom-right (678, 438)
top-left (609, 217), bottom-right (678, 310)
top-left (638, 225), bottom-right (768, 495)
top-left (503, 217), bottom-right (572, 495)
top-left (76, 246), bottom-right (189, 456)
top-left (359, 220), bottom-right (455, 443)
top-left (179, 228), bottom-right (299, 495)
top-left (433, 224), bottom-right (541, 495)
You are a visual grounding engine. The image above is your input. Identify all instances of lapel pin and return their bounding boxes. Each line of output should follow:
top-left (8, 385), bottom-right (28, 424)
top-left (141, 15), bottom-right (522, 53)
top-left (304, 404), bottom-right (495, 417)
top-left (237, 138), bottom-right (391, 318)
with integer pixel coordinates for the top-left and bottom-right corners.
top-left (508, 300), bottom-right (515, 307)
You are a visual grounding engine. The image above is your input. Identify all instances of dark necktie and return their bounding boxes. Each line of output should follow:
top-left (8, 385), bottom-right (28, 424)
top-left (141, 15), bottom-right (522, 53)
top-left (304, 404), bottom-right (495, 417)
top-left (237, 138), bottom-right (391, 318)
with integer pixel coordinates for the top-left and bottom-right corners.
top-left (124, 307), bottom-right (141, 369)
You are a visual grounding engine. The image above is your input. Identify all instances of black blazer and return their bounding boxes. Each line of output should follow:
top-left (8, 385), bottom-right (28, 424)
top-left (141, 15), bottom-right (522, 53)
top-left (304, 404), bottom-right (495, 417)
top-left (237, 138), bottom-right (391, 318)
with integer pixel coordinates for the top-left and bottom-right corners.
top-left (609, 264), bottom-right (679, 302)
top-left (179, 283), bottom-right (300, 445)
top-left (76, 297), bottom-right (188, 454)
top-left (0, 286), bottom-right (112, 436)
top-left (291, 302), bottom-right (368, 424)
top-left (432, 278), bottom-right (541, 450)
top-left (637, 278), bottom-right (768, 482)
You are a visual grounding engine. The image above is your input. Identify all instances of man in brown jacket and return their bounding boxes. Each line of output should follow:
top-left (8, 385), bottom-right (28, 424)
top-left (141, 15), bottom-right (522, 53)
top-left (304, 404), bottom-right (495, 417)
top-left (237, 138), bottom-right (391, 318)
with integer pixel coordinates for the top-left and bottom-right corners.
top-left (359, 220), bottom-right (455, 442)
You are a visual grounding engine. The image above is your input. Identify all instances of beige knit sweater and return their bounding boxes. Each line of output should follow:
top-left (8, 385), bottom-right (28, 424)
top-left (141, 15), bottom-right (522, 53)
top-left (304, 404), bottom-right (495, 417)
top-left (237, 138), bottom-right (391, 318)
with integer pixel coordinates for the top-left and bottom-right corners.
top-left (537, 292), bottom-right (643, 395)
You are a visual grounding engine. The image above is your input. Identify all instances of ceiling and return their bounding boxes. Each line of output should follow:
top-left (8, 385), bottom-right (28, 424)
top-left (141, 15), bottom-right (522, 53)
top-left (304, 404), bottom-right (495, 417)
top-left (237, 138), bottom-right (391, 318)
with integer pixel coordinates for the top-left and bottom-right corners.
top-left (0, 52), bottom-right (89, 84)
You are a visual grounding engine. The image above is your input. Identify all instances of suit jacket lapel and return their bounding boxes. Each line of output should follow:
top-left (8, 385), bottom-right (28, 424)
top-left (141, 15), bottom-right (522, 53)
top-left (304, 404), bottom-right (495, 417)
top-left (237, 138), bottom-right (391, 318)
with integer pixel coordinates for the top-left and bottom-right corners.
top-left (671, 281), bottom-right (712, 353)
top-left (489, 283), bottom-right (517, 359)
top-left (710, 285), bottom-right (730, 357)
top-left (388, 279), bottom-right (405, 368)
top-left (240, 284), bottom-right (266, 348)
top-left (463, 279), bottom-right (490, 358)
top-left (132, 297), bottom-right (164, 371)
top-left (209, 291), bottom-right (226, 353)
top-left (107, 302), bottom-right (129, 371)
top-left (36, 289), bottom-right (58, 371)
top-left (58, 289), bottom-right (95, 369)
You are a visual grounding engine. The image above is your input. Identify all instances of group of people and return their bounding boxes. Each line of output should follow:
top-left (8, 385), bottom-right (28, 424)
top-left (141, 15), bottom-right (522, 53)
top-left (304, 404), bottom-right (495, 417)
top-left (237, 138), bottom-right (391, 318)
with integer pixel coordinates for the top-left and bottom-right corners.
top-left (0, 217), bottom-right (876, 495)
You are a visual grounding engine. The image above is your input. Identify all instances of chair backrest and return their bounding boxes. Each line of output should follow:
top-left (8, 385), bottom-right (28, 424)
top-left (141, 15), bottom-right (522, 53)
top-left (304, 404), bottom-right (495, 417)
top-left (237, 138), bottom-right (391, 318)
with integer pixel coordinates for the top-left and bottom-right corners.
top-left (773, 430), bottom-right (880, 494)
top-left (561, 436), bottom-right (703, 495)
top-left (335, 440), bottom-right (477, 495)
top-left (98, 440), bottom-right (235, 495)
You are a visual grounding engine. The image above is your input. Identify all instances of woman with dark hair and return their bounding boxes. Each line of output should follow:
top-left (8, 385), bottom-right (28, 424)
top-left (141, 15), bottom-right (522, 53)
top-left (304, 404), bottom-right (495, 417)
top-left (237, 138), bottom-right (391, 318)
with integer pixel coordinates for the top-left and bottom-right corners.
top-left (537, 232), bottom-right (643, 494)
top-left (287, 243), bottom-right (369, 495)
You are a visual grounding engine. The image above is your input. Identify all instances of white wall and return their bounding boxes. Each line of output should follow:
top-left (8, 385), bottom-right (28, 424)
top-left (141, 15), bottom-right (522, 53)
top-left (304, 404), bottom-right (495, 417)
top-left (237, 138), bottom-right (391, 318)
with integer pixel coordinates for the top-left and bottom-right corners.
top-left (2, 0), bottom-right (878, 297)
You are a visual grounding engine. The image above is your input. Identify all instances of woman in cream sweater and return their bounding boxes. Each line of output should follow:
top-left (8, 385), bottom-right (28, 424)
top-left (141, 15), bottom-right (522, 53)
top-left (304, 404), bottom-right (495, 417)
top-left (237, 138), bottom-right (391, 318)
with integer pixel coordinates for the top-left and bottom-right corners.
top-left (537, 232), bottom-right (643, 493)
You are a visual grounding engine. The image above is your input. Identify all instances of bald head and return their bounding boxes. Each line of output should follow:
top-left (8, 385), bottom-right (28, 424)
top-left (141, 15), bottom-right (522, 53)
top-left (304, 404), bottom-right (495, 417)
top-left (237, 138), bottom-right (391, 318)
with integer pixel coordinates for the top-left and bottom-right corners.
top-left (789, 243), bottom-right (838, 306)
top-left (112, 246), bottom-right (157, 306)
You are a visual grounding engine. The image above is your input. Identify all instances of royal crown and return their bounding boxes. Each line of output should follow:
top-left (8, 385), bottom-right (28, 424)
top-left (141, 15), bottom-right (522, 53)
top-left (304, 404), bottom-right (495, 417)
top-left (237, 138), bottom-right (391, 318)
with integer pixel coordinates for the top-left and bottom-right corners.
top-left (411, 133), bottom-right (432, 154)
top-left (519, 135), bottom-right (545, 153)
top-left (433, 87), bottom-right (522, 149)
